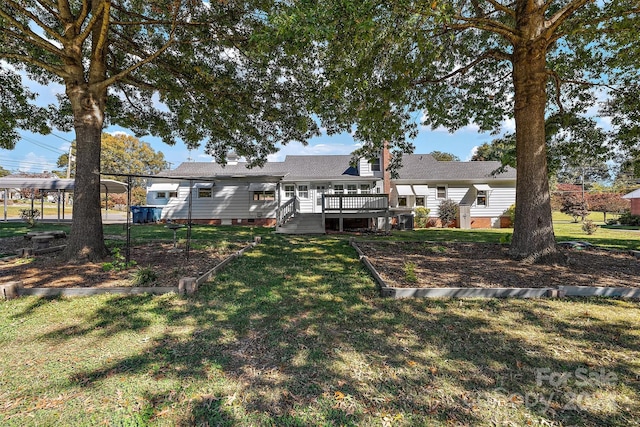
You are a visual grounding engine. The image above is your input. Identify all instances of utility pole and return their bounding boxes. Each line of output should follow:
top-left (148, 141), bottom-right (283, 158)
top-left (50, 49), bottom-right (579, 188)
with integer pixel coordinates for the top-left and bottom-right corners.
top-left (66, 145), bottom-right (74, 206)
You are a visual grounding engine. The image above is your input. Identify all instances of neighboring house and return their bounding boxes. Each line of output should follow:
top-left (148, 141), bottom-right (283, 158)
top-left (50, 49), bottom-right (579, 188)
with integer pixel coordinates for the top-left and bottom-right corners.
top-left (147, 150), bottom-right (516, 232)
top-left (622, 189), bottom-right (640, 215)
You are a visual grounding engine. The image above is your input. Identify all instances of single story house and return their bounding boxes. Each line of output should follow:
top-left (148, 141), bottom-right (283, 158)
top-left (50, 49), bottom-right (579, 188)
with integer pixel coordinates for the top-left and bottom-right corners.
top-left (146, 149), bottom-right (516, 232)
top-left (623, 188), bottom-right (640, 215)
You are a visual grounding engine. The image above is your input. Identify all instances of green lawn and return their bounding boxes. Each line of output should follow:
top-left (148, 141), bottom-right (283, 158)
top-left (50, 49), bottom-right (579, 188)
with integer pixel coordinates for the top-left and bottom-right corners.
top-left (1, 232), bottom-right (639, 426)
top-left (1, 202), bottom-right (74, 218)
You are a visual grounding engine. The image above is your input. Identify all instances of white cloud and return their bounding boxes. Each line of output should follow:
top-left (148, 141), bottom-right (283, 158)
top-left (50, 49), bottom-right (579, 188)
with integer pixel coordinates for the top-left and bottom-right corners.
top-left (19, 152), bottom-right (56, 173)
top-left (465, 146), bottom-right (479, 161)
top-left (107, 130), bottom-right (131, 137)
top-left (501, 118), bottom-right (515, 133)
top-left (267, 141), bottom-right (361, 162)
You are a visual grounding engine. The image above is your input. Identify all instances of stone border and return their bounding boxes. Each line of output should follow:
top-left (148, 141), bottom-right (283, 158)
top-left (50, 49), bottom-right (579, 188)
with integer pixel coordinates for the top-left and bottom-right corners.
top-left (1, 237), bottom-right (260, 300)
top-left (350, 238), bottom-right (640, 299)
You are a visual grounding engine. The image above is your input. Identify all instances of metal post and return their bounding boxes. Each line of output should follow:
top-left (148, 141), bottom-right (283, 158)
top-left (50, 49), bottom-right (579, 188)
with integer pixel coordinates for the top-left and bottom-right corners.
top-left (126, 176), bottom-right (132, 265)
top-left (57, 190), bottom-right (61, 222)
top-left (3, 188), bottom-right (7, 221)
top-left (40, 190), bottom-right (44, 221)
top-left (186, 180), bottom-right (193, 260)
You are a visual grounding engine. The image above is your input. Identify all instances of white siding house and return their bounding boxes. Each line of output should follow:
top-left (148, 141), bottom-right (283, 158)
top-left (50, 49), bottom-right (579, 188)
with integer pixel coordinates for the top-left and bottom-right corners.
top-left (146, 153), bottom-right (516, 230)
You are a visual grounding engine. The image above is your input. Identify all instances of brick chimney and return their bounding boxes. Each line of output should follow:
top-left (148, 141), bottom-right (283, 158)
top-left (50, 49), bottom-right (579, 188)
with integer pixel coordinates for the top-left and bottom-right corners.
top-left (381, 142), bottom-right (392, 195)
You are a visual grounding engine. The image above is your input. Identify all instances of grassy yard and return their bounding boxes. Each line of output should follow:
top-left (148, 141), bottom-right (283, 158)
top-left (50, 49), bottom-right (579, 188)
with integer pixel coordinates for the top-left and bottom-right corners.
top-left (1, 202), bottom-right (74, 218)
top-left (1, 231), bottom-right (640, 426)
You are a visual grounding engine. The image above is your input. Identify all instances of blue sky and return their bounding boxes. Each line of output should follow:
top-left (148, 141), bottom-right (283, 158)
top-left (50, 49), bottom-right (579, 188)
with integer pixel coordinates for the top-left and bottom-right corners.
top-left (2, 63), bottom-right (584, 174)
top-left (1, 122), bottom-right (511, 174)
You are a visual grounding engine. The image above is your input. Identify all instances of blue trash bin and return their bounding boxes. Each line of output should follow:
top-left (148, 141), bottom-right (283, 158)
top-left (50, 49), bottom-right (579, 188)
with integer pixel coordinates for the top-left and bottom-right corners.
top-left (130, 206), bottom-right (142, 223)
top-left (137, 206), bottom-right (152, 223)
top-left (152, 207), bottom-right (163, 222)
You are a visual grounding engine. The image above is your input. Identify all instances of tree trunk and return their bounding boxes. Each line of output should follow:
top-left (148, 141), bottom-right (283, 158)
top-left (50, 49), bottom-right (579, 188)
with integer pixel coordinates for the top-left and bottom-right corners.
top-left (509, 3), bottom-right (563, 264)
top-left (60, 84), bottom-right (109, 261)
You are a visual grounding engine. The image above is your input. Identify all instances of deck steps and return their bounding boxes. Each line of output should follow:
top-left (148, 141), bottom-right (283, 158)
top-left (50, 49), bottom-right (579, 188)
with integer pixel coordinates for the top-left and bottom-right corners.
top-left (276, 213), bottom-right (325, 234)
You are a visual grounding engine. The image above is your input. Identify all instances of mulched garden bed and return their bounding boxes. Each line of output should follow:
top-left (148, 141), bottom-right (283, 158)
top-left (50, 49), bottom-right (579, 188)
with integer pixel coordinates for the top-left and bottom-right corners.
top-left (0, 236), bottom-right (246, 288)
top-left (356, 241), bottom-right (639, 289)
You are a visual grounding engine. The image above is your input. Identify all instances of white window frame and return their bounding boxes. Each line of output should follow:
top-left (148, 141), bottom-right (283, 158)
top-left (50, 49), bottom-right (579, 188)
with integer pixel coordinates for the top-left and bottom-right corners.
top-left (360, 184), bottom-right (371, 194)
top-left (476, 190), bottom-right (488, 207)
top-left (298, 185), bottom-right (309, 198)
top-left (284, 185), bottom-right (295, 198)
top-left (347, 184), bottom-right (357, 194)
top-left (416, 196), bottom-right (425, 207)
top-left (169, 191), bottom-right (177, 198)
top-left (436, 186), bottom-right (447, 199)
top-left (369, 158), bottom-right (381, 172)
top-left (334, 184), bottom-right (344, 194)
top-left (156, 191), bottom-right (167, 199)
top-left (398, 197), bottom-right (408, 207)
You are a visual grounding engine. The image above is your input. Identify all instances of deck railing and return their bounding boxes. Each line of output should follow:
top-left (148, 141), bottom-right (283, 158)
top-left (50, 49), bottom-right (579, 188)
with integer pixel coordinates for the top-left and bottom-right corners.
top-left (277, 197), bottom-right (297, 226)
top-left (323, 194), bottom-right (389, 212)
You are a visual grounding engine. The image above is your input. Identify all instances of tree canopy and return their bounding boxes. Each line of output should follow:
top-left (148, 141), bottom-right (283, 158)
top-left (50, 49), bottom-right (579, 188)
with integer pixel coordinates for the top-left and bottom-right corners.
top-left (1, 0), bottom-right (318, 260)
top-left (57, 133), bottom-right (168, 186)
top-left (472, 113), bottom-right (612, 183)
top-left (274, 0), bottom-right (640, 261)
top-left (429, 151), bottom-right (460, 162)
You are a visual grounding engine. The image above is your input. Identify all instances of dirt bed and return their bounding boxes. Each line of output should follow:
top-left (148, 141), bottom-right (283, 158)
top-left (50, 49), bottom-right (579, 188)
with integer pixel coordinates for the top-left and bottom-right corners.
top-left (356, 241), bottom-right (640, 288)
top-left (0, 236), bottom-right (247, 288)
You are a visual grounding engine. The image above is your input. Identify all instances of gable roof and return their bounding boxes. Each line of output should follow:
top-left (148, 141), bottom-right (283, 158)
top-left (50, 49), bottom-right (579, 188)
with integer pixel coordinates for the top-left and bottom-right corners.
top-left (623, 188), bottom-right (640, 199)
top-left (395, 154), bottom-right (516, 181)
top-left (158, 155), bottom-right (363, 181)
top-left (158, 154), bottom-right (515, 182)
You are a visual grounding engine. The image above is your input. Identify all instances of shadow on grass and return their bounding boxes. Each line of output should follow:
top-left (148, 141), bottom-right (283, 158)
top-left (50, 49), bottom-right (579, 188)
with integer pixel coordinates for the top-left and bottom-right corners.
top-left (31, 234), bottom-right (640, 426)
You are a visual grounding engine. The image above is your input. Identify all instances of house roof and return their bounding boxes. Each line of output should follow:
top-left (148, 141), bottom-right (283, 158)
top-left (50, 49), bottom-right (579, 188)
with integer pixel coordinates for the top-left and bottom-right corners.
top-left (158, 154), bottom-right (515, 182)
top-left (623, 188), bottom-right (640, 199)
top-left (0, 177), bottom-right (128, 193)
top-left (158, 155), bottom-right (363, 181)
top-left (395, 155), bottom-right (516, 181)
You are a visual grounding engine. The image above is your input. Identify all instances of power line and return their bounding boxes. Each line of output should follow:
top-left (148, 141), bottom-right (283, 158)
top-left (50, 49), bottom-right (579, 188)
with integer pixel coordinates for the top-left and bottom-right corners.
top-left (19, 135), bottom-right (67, 155)
top-left (49, 132), bottom-right (74, 143)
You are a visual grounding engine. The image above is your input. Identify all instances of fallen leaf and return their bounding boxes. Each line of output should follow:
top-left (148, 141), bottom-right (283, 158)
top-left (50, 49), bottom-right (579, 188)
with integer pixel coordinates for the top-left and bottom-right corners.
top-left (334, 391), bottom-right (345, 400)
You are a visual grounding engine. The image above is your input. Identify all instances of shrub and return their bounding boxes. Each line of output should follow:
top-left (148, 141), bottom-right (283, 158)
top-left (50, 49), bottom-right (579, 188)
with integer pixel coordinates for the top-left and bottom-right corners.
top-left (414, 207), bottom-right (431, 228)
top-left (404, 261), bottom-right (418, 283)
top-left (102, 247), bottom-right (137, 272)
top-left (131, 266), bottom-right (158, 286)
top-left (19, 209), bottom-right (40, 227)
top-left (560, 193), bottom-right (589, 222)
top-left (618, 212), bottom-right (640, 226)
top-left (582, 220), bottom-right (597, 235)
top-left (438, 199), bottom-right (458, 227)
top-left (505, 203), bottom-right (516, 226)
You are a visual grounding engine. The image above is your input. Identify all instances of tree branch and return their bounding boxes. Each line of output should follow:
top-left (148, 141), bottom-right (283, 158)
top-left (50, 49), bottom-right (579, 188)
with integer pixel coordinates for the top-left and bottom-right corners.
top-left (57, 0), bottom-right (73, 22)
top-left (73, 0), bottom-right (90, 33)
top-left (34, 0), bottom-right (63, 22)
top-left (544, 0), bottom-right (592, 38)
top-left (92, 0), bottom-right (111, 58)
top-left (96, 33), bottom-right (176, 92)
top-left (0, 9), bottom-right (66, 57)
top-left (415, 48), bottom-right (512, 84)
top-left (546, 69), bottom-right (564, 114)
top-left (484, 0), bottom-right (516, 18)
top-left (0, 53), bottom-right (67, 77)
top-left (447, 16), bottom-right (517, 42)
top-left (76, 1), bottom-right (105, 44)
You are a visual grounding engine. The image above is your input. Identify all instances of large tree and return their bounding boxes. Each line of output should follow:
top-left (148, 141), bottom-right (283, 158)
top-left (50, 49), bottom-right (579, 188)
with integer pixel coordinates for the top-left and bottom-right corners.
top-left (429, 150), bottom-right (460, 161)
top-left (57, 132), bottom-right (168, 186)
top-left (1, 1), bottom-right (317, 260)
top-left (472, 113), bottom-right (613, 183)
top-left (275, 0), bottom-right (639, 262)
